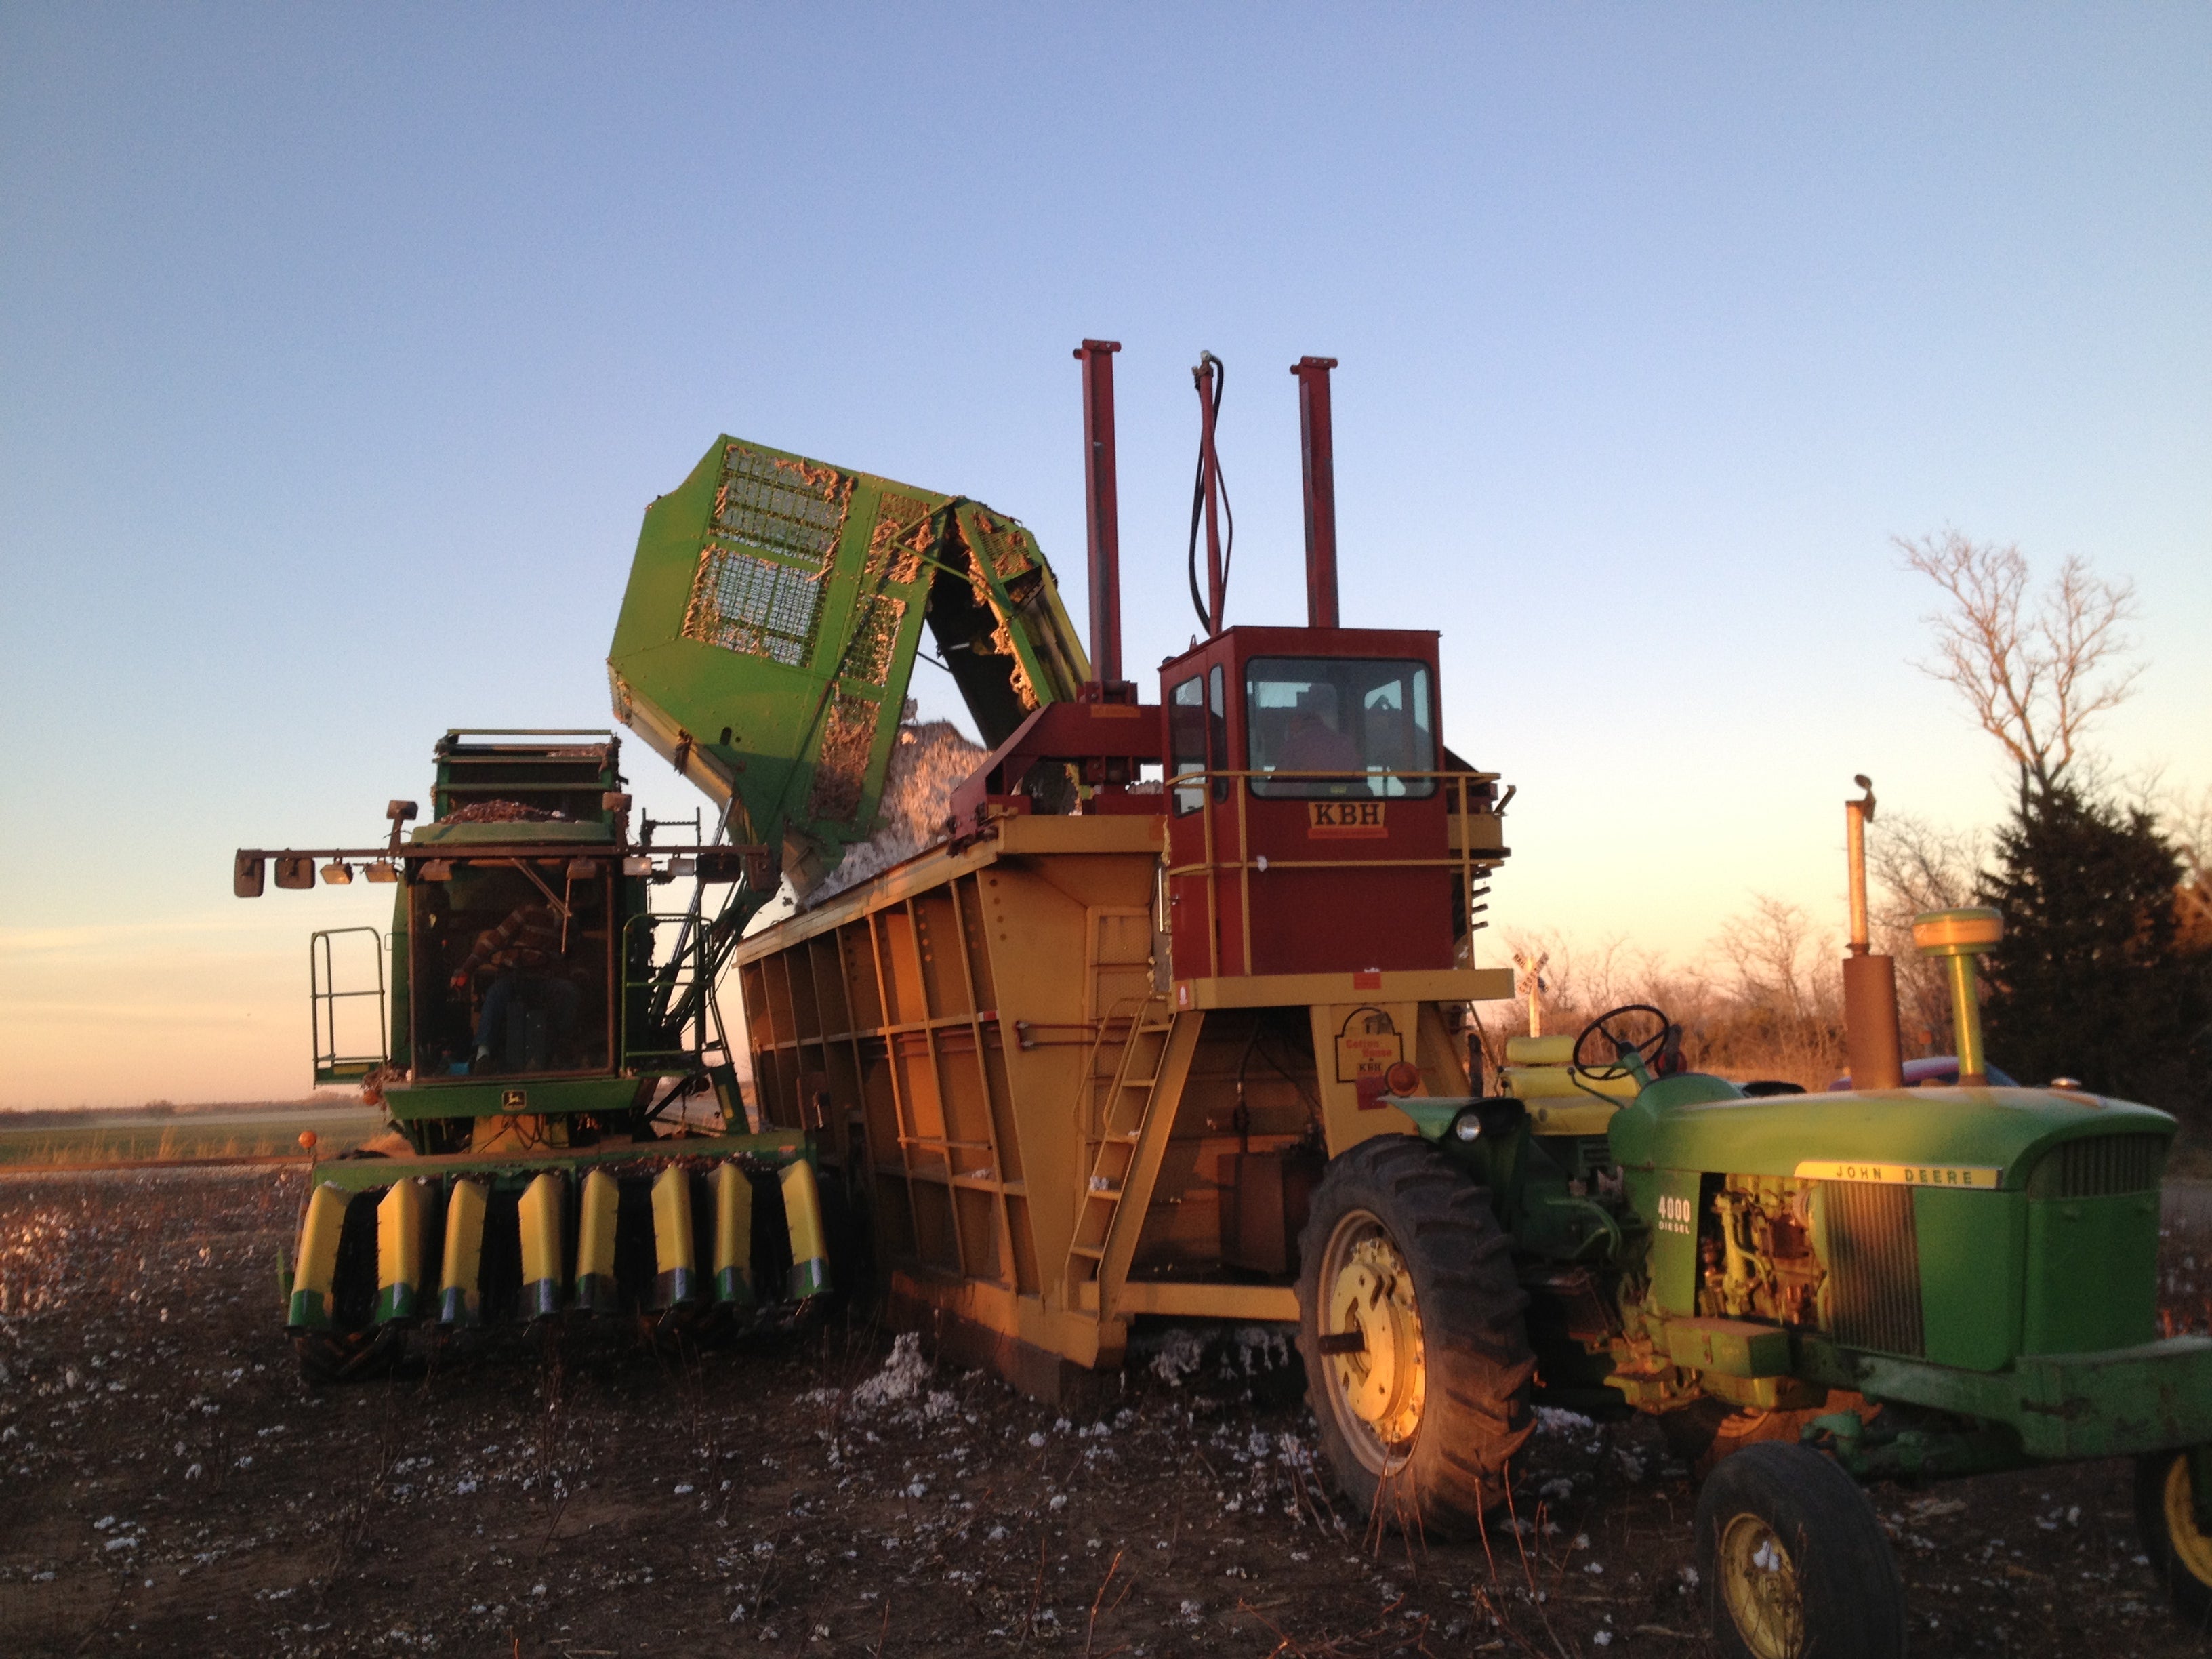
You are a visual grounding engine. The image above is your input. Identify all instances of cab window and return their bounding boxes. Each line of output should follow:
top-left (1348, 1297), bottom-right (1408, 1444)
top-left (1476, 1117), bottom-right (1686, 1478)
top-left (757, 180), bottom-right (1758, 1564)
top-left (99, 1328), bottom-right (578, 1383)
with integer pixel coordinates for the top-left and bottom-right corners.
top-left (1246, 657), bottom-right (1435, 798)
top-left (1170, 676), bottom-right (1206, 815)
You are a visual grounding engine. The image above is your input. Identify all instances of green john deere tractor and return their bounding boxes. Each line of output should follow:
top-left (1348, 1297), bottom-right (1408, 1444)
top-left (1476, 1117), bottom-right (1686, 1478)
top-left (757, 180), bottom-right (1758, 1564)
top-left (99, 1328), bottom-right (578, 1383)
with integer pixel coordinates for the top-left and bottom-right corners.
top-left (1297, 907), bottom-right (2212, 1654)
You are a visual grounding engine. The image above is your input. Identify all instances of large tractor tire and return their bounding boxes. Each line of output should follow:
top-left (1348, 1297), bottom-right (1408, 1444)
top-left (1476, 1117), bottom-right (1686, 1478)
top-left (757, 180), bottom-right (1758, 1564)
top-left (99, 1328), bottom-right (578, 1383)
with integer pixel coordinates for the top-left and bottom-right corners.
top-left (1693, 1441), bottom-right (1906, 1659)
top-left (2135, 1447), bottom-right (2212, 1624)
top-left (1295, 1134), bottom-right (1534, 1536)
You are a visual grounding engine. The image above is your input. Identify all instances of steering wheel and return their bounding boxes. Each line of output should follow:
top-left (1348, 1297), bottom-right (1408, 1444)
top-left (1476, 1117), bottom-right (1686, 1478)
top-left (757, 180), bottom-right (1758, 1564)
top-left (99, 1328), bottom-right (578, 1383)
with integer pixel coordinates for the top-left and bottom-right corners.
top-left (1572, 1004), bottom-right (1675, 1081)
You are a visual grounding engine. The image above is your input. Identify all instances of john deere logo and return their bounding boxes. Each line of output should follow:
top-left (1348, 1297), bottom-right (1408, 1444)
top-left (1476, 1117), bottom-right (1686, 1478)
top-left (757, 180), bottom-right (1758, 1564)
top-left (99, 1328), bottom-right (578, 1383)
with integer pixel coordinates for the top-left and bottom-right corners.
top-left (1795, 1159), bottom-right (1999, 1189)
top-left (501, 1088), bottom-right (527, 1111)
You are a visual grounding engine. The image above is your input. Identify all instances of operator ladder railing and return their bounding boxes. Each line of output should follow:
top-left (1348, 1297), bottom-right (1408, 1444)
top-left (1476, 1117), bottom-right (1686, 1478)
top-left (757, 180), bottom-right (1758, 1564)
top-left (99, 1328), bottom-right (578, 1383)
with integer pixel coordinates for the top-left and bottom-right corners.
top-left (1062, 994), bottom-right (1181, 1313)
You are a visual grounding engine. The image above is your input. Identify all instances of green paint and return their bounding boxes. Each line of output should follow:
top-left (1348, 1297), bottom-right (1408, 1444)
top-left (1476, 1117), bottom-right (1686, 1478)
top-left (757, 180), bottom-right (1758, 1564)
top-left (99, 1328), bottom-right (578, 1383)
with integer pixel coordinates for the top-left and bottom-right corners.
top-left (1642, 1167), bottom-right (1706, 1317)
top-left (1610, 1078), bottom-right (2173, 1189)
top-left (2022, 1191), bottom-right (2163, 1354)
top-left (380, 1076), bottom-right (647, 1124)
top-left (1662, 1317), bottom-right (1792, 1378)
top-left (373, 1282), bottom-right (419, 1324)
top-left (287, 1288), bottom-right (330, 1330)
top-left (605, 437), bottom-right (1087, 889)
top-left (1912, 1185), bottom-right (2024, 1372)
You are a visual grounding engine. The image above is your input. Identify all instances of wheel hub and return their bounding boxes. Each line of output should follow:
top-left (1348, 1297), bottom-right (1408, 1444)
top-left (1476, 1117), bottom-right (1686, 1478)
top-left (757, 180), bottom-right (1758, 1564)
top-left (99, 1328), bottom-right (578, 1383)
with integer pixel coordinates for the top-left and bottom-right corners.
top-left (2165, 1456), bottom-right (2212, 1587)
top-left (1322, 1225), bottom-right (1425, 1452)
top-left (1717, 1511), bottom-right (1805, 1659)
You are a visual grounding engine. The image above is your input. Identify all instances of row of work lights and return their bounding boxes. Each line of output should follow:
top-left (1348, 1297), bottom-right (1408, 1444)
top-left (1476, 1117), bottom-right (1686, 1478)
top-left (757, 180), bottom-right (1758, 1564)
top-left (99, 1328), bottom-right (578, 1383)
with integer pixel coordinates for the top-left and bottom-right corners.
top-left (253, 853), bottom-right (723, 890)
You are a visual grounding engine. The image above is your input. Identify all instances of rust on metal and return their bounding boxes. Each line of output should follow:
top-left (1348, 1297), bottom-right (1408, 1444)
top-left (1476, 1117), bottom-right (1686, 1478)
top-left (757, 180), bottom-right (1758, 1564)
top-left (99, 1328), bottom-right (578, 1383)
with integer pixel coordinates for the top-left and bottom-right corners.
top-left (807, 692), bottom-right (882, 823)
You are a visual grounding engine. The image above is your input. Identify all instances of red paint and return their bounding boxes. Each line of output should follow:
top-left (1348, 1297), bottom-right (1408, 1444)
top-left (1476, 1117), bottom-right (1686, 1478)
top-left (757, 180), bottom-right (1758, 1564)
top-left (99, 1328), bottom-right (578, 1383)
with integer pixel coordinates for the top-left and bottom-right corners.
top-left (1292, 356), bottom-right (1340, 630)
top-left (1075, 340), bottom-right (1124, 687)
top-left (1160, 624), bottom-right (1450, 981)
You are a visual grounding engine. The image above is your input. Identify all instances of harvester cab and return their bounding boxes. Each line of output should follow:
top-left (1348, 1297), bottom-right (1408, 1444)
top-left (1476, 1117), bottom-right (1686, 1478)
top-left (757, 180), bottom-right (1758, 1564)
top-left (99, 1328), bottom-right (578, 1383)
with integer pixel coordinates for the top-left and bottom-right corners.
top-left (234, 727), bottom-right (837, 1381)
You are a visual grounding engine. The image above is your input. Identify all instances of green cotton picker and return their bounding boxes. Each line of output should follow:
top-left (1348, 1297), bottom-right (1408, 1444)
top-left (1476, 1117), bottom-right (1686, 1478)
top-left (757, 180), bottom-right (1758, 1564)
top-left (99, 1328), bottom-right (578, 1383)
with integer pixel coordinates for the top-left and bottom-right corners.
top-left (232, 433), bottom-right (1089, 1381)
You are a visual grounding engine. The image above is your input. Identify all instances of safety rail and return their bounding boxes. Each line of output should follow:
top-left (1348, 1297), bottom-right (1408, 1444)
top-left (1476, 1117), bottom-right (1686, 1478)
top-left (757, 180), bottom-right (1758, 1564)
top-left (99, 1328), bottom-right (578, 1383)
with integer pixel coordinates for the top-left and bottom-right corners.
top-left (309, 927), bottom-right (389, 1083)
top-left (619, 909), bottom-right (734, 1076)
top-left (1161, 766), bottom-right (1505, 981)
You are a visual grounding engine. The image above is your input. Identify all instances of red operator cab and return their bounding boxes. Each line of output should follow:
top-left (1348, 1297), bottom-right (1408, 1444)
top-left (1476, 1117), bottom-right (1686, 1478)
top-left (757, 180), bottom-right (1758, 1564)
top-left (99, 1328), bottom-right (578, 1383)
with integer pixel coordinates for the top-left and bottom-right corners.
top-left (1162, 623), bottom-right (1484, 984)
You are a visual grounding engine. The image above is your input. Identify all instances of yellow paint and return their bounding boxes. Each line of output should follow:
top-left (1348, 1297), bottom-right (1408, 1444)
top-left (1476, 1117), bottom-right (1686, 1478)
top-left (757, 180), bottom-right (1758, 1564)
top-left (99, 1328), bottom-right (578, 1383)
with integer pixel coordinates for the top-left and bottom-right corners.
top-left (517, 1172), bottom-right (565, 1317)
top-left (1501, 1064), bottom-right (1636, 1101)
top-left (1446, 809), bottom-right (1504, 853)
top-left (1113, 1282), bottom-right (1298, 1320)
top-left (1794, 1160), bottom-right (2000, 1190)
top-left (1717, 1511), bottom-right (1804, 1659)
top-left (470, 1113), bottom-right (565, 1153)
top-left (291, 1183), bottom-right (348, 1328)
top-left (713, 1160), bottom-right (755, 1305)
top-left (779, 1159), bottom-right (831, 1297)
top-left (1503, 1035), bottom-right (1574, 1066)
top-left (1310, 1002), bottom-right (1420, 1155)
top-left (439, 1179), bottom-right (487, 1326)
top-left (575, 1168), bottom-right (618, 1290)
top-left (651, 1165), bottom-right (696, 1307)
top-left (2163, 1456), bottom-right (2212, 1588)
top-left (1176, 966), bottom-right (1512, 1011)
top-left (651, 1166), bottom-right (694, 1269)
top-left (1317, 1218), bottom-right (1426, 1468)
top-left (1912, 907), bottom-right (2003, 954)
top-left (1306, 800), bottom-right (1387, 838)
top-left (374, 1179), bottom-right (427, 1317)
top-left (728, 790), bottom-right (1501, 1384)
top-left (1333, 1008), bottom-right (1404, 1082)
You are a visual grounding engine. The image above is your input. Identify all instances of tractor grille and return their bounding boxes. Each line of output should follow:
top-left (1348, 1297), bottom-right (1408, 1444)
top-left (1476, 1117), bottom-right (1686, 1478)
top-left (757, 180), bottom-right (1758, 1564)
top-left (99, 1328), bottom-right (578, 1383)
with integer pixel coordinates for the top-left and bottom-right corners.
top-left (2040, 1134), bottom-right (2166, 1198)
top-left (1823, 1181), bottom-right (1925, 1357)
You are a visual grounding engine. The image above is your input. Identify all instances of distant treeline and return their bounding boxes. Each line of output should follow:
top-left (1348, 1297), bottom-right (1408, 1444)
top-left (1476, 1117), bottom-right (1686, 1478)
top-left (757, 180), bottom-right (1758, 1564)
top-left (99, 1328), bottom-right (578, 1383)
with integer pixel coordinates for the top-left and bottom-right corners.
top-left (0, 1096), bottom-right (365, 1128)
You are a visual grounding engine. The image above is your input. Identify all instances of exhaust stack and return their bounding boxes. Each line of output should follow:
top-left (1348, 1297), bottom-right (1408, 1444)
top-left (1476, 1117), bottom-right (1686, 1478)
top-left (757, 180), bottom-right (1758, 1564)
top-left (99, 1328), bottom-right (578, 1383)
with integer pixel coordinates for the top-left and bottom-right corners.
top-left (1841, 775), bottom-right (1905, 1090)
top-left (1292, 355), bottom-right (1340, 629)
top-left (1075, 339), bottom-right (1124, 687)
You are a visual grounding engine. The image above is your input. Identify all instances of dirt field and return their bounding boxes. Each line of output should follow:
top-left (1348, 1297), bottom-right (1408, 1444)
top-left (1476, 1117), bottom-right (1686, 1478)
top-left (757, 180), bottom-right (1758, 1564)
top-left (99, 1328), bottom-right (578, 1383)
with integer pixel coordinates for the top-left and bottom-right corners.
top-left (0, 1168), bottom-right (2206, 1658)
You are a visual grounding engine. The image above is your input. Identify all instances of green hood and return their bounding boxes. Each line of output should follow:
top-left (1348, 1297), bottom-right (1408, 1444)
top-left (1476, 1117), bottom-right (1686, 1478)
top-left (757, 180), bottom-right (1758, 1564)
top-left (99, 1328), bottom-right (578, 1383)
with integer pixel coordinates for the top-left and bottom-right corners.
top-left (1609, 1077), bottom-right (2175, 1190)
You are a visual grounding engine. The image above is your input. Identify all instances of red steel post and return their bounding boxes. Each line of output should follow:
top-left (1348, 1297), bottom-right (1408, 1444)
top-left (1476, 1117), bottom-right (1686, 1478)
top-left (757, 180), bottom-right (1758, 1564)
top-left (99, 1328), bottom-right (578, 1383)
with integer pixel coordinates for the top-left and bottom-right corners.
top-left (1292, 355), bottom-right (1341, 629)
top-left (1075, 339), bottom-right (1124, 684)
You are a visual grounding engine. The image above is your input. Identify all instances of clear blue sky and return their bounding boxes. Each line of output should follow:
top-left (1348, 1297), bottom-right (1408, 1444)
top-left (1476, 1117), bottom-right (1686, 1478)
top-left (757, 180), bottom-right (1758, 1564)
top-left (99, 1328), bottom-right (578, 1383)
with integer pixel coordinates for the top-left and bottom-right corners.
top-left (3, 6), bottom-right (2207, 1105)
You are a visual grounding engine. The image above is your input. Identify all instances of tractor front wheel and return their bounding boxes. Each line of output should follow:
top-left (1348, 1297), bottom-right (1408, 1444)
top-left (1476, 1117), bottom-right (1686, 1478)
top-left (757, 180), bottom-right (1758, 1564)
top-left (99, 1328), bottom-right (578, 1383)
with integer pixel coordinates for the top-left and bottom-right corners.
top-left (1296, 1135), bottom-right (1533, 1536)
top-left (1693, 1441), bottom-right (1905, 1659)
top-left (2135, 1447), bottom-right (2212, 1622)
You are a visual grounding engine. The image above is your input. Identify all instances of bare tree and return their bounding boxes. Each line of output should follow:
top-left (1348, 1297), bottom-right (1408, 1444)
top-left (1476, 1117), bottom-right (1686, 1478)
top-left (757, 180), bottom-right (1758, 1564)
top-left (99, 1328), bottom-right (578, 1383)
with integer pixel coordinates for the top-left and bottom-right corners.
top-left (2159, 781), bottom-right (2212, 940)
top-left (1866, 811), bottom-right (1983, 920)
top-left (1864, 813), bottom-right (1986, 1054)
top-left (1713, 896), bottom-right (1836, 1027)
top-left (1896, 530), bottom-right (2141, 796)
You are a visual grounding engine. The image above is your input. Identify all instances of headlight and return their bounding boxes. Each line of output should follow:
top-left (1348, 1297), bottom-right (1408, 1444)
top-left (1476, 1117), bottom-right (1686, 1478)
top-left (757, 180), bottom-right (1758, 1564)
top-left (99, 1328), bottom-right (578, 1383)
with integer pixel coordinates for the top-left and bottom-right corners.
top-left (1452, 1109), bottom-right (1483, 1143)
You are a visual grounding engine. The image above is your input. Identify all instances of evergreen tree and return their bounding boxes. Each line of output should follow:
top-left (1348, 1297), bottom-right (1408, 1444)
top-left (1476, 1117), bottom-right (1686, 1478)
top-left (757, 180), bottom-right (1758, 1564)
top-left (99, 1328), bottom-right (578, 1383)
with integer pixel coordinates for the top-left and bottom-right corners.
top-left (1978, 783), bottom-right (2212, 1118)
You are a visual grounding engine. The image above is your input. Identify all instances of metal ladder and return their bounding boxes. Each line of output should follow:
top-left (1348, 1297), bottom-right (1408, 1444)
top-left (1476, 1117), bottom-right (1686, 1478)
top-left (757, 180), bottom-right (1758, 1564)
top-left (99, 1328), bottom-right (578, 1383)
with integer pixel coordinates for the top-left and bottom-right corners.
top-left (1062, 996), bottom-right (1197, 1315)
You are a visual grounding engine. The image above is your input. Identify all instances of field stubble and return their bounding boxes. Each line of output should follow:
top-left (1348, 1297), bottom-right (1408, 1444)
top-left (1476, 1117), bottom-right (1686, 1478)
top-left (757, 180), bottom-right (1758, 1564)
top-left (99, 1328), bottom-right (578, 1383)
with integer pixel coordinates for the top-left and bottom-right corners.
top-left (0, 1168), bottom-right (2207, 1658)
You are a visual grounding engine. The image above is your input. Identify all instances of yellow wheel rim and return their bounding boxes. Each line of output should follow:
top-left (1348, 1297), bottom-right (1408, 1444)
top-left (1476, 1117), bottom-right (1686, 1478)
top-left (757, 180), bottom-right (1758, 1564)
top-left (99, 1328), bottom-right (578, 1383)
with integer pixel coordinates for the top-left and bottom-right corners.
top-left (1317, 1212), bottom-right (1426, 1474)
top-left (2163, 1456), bottom-right (2212, 1588)
top-left (1717, 1511), bottom-right (1805, 1659)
